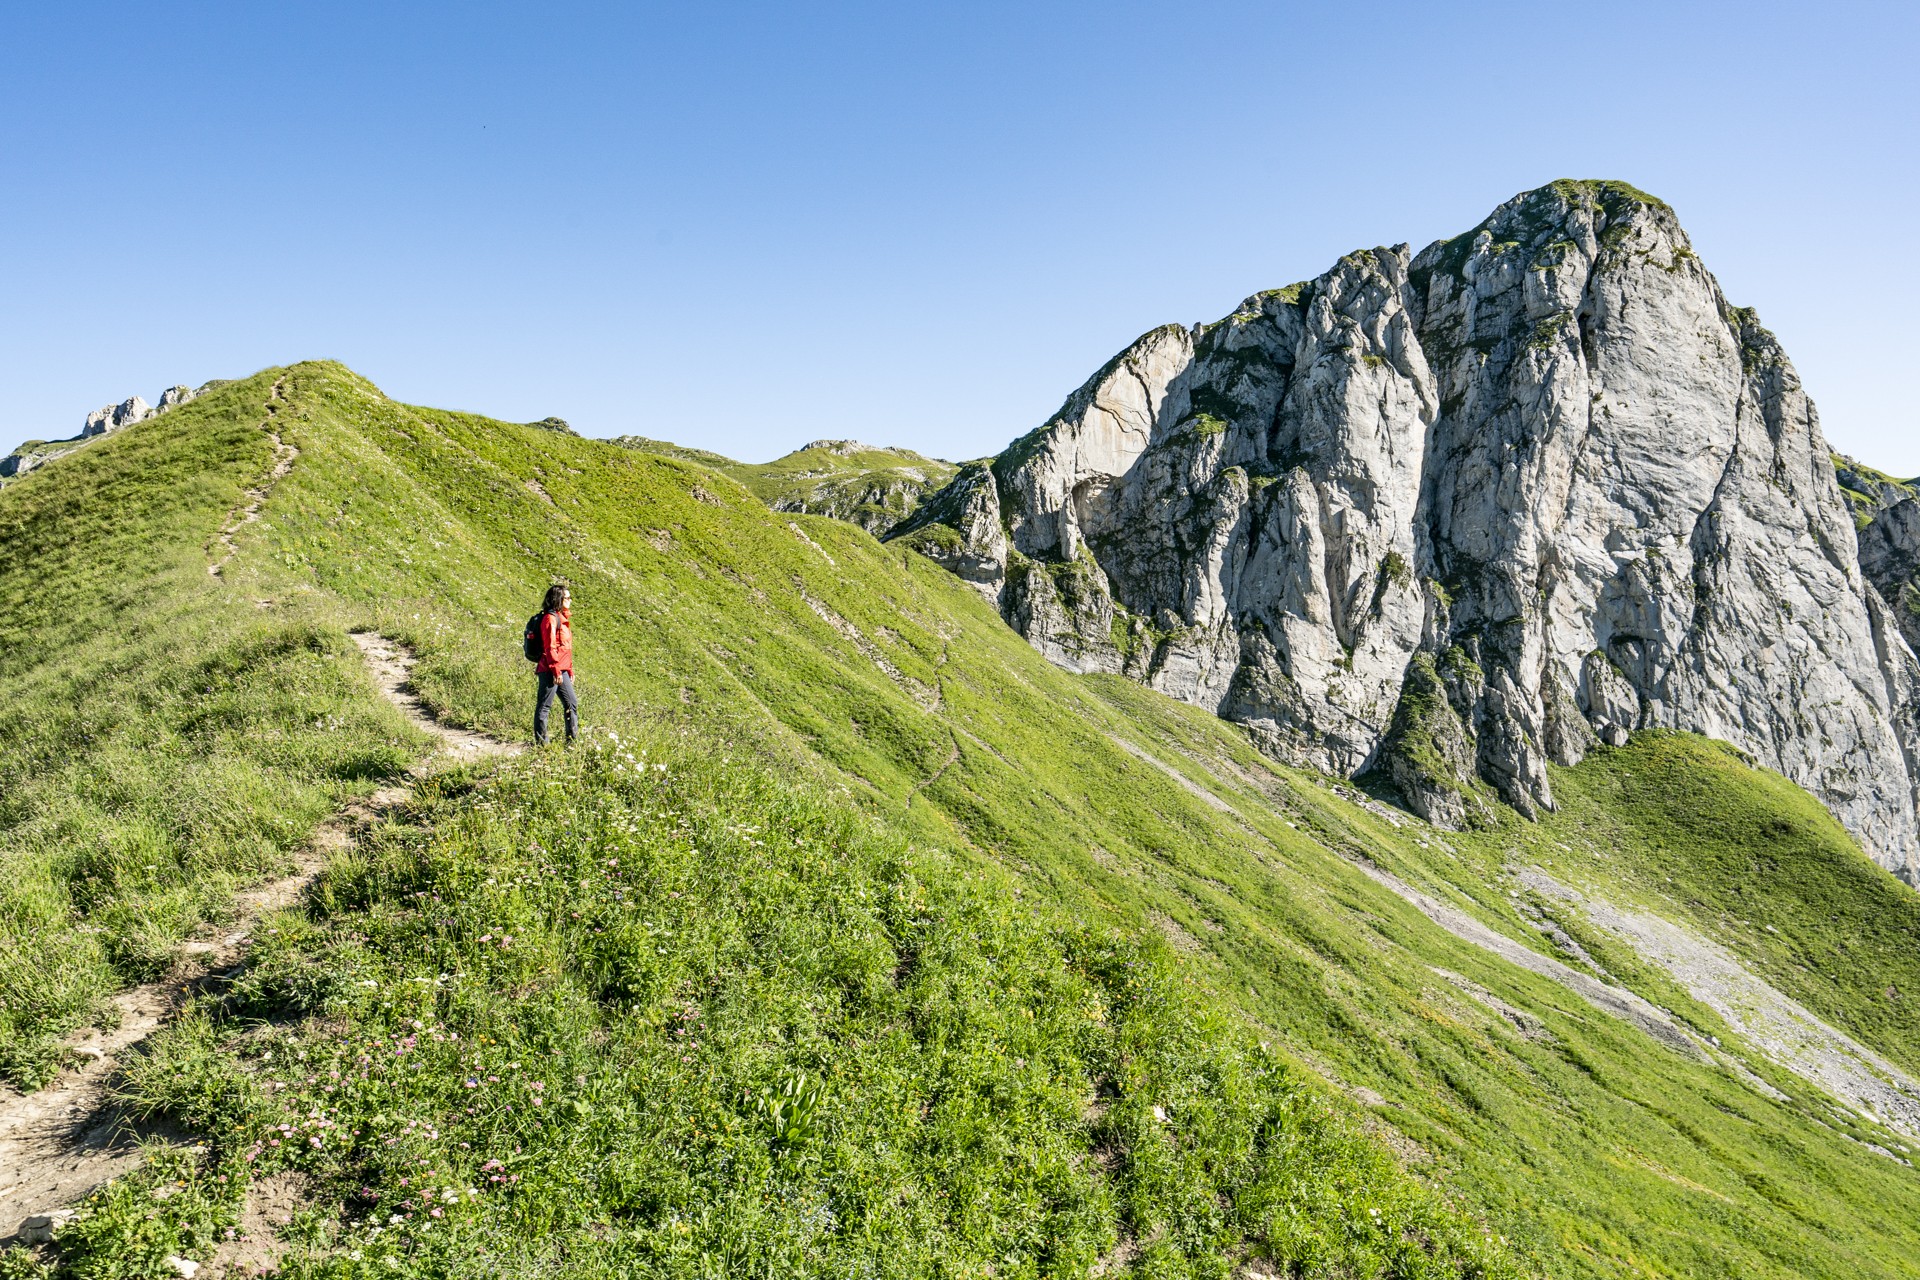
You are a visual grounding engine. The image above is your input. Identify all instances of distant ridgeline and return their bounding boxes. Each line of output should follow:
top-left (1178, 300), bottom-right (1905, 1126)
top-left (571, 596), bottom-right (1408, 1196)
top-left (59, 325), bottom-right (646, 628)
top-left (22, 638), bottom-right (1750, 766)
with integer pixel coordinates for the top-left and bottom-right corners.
top-left (656, 182), bottom-right (1920, 882)
top-left (614, 436), bottom-right (960, 536)
top-left (1, 383), bottom-right (221, 480)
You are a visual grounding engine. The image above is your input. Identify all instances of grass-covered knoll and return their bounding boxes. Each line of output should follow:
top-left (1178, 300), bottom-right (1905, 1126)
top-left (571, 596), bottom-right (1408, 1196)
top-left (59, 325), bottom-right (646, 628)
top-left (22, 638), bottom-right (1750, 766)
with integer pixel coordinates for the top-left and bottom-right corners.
top-left (8, 362), bottom-right (1920, 1277)
top-left (616, 436), bottom-right (959, 535)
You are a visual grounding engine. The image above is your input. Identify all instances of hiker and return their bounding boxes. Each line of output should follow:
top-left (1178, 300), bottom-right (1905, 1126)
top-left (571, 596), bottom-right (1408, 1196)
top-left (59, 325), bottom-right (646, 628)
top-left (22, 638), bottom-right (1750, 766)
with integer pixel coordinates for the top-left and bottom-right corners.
top-left (527, 583), bottom-right (577, 745)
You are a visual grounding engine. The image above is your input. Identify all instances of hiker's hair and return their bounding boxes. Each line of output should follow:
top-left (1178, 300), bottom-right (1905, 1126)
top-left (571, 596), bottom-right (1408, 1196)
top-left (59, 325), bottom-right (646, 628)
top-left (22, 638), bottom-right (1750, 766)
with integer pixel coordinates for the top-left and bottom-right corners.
top-left (542, 583), bottom-right (569, 613)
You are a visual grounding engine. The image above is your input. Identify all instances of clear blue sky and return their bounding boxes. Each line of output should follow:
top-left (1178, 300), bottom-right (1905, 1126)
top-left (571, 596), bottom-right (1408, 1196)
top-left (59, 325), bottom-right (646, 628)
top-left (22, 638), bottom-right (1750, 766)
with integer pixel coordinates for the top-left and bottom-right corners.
top-left (4, 1), bottom-right (1915, 472)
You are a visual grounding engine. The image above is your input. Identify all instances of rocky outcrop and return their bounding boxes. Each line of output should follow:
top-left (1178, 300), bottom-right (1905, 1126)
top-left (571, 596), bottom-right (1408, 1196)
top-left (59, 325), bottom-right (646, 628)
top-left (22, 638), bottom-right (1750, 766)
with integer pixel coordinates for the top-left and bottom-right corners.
top-left (616, 435), bottom-right (961, 536)
top-left (83, 395), bottom-right (152, 437)
top-left (892, 181), bottom-right (1920, 881)
top-left (888, 463), bottom-right (1007, 595)
top-left (1835, 454), bottom-right (1916, 527)
top-left (1860, 499), bottom-right (1920, 654)
top-left (1841, 457), bottom-right (1920, 659)
top-left (3, 384), bottom-right (207, 481)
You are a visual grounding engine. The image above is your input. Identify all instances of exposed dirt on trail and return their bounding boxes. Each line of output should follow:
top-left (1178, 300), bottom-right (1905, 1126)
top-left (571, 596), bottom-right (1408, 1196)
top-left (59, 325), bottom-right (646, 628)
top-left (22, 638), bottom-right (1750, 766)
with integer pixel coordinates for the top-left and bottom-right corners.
top-left (348, 632), bottom-right (520, 763)
top-left (208, 377), bottom-right (297, 577)
top-left (0, 635), bottom-right (519, 1250)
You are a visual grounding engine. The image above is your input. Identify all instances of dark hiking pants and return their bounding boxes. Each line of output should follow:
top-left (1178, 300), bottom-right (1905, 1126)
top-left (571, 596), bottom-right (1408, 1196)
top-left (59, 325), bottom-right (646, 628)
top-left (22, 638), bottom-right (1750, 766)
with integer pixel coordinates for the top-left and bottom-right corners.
top-left (535, 670), bottom-right (578, 744)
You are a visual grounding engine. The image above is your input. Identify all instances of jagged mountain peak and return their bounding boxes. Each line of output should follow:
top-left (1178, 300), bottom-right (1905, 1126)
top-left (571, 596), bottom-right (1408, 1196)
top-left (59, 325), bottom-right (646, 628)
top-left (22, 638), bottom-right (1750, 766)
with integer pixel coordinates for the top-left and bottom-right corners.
top-left (889, 181), bottom-right (1920, 881)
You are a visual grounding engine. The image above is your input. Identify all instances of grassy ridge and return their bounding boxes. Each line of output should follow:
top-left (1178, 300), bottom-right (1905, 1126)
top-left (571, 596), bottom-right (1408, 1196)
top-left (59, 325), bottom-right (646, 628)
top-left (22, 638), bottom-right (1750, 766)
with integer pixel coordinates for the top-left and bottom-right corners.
top-left (0, 375), bottom-right (427, 1085)
top-left (1511, 733), bottom-right (1920, 1071)
top-left (5, 362), bottom-right (1920, 1276)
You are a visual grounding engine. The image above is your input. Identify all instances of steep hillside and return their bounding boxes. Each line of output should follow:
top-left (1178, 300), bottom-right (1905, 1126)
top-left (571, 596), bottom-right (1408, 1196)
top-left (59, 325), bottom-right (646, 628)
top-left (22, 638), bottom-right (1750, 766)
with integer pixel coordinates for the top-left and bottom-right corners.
top-left (889, 181), bottom-right (1920, 883)
top-left (3, 365), bottom-right (1920, 1278)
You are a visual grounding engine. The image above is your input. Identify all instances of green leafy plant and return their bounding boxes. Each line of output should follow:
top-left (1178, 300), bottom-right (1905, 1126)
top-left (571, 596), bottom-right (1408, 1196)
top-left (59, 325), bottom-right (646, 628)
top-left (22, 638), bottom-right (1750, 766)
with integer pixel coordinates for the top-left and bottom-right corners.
top-left (753, 1070), bottom-right (826, 1148)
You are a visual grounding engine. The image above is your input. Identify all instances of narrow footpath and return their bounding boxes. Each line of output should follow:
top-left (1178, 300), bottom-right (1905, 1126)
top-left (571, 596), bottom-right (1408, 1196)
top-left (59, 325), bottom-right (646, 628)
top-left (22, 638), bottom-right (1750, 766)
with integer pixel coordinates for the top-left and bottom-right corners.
top-left (0, 635), bottom-right (520, 1242)
top-left (207, 376), bottom-right (296, 578)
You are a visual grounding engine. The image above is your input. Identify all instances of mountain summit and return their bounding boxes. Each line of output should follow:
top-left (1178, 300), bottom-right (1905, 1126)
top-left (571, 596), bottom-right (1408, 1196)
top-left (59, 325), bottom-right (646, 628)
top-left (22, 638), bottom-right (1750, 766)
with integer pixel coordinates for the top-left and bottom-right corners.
top-left (890, 181), bottom-right (1920, 880)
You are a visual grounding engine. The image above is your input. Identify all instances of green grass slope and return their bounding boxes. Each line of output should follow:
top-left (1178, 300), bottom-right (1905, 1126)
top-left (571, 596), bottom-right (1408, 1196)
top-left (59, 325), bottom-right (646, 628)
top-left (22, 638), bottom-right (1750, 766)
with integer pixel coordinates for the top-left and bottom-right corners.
top-left (3, 362), bottom-right (1919, 1278)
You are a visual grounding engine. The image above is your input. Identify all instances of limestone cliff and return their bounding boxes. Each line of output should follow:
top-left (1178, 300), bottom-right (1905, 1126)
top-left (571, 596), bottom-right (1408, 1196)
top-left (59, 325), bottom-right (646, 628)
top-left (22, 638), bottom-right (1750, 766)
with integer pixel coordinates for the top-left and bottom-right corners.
top-left (891, 181), bottom-right (1920, 880)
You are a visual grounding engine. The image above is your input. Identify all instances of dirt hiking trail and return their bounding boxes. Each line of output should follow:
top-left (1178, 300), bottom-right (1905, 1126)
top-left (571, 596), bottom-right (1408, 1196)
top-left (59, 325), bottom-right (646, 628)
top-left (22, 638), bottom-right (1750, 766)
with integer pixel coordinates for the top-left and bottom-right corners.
top-left (0, 635), bottom-right (520, 1246)
top-left (207, 377), bottom-right (297, 578)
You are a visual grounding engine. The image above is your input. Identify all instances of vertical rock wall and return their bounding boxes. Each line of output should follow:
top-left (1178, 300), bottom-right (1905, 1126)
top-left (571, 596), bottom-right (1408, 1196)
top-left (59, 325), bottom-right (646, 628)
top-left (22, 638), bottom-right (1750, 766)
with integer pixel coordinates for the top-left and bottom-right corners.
top-left (891, 181), bottom-right (1920, 880)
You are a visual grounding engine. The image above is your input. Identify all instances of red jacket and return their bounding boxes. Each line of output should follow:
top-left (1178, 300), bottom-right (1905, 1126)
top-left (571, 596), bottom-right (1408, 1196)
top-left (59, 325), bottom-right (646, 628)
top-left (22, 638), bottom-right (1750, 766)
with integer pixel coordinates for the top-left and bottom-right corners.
top-left (538, 608), bottom-right (573, 676)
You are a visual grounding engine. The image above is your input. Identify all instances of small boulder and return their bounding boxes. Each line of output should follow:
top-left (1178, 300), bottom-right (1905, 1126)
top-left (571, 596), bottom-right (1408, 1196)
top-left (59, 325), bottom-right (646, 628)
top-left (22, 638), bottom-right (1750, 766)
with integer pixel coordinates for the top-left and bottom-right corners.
top-left (19, 1209), bottom-right (77, 1243)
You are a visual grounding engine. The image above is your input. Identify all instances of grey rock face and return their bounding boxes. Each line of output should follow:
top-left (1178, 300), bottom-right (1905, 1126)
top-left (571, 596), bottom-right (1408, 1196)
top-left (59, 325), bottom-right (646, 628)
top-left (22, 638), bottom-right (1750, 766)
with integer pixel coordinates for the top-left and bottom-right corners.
top-left (83, 395), bottom-right (152, 437)
top-left (894, 181), bottom-right (1920, 880)
top-left (1860, 499), bottom-right (1920, 654)
top-left (890, 463), bottom-right (1009, 602)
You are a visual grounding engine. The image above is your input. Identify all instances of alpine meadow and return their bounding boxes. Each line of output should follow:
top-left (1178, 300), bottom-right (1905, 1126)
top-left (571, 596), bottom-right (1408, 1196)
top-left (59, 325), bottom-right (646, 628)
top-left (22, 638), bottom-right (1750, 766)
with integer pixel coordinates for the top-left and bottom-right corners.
top-left (3, 181), bottom-right (1920, 1280)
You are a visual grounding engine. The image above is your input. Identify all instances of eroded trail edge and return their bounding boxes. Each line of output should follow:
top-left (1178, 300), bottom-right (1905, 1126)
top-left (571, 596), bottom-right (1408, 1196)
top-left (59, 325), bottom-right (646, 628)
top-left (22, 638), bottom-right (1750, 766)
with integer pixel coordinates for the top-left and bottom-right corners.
top-left (0, 636), bottom-right (519, 1241)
